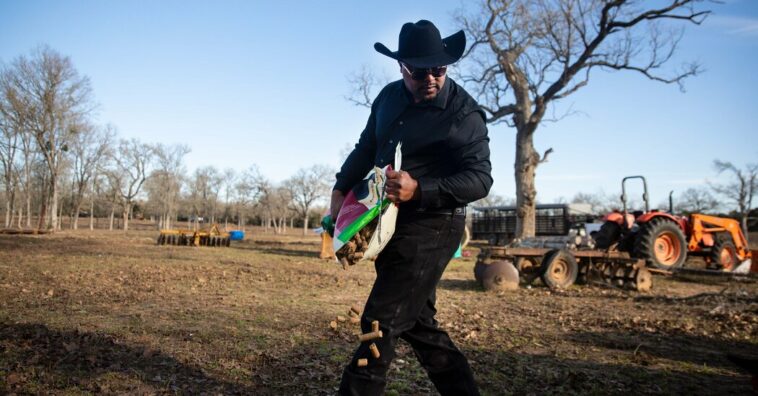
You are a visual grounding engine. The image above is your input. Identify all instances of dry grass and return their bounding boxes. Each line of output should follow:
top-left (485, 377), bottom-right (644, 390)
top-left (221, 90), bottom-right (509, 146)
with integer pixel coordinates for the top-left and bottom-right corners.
top-left (1, 229), bottom-right (756, 395)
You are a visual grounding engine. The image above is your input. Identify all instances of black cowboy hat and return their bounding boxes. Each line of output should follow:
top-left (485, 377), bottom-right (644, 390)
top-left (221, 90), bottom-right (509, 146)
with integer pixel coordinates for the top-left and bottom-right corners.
top-left (374, 20), bottom-right (465, 68)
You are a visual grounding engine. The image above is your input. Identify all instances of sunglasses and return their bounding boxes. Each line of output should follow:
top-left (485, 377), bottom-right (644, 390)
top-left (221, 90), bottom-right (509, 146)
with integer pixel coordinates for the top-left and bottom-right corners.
top-left (400, 63), bottom-right (447, 81)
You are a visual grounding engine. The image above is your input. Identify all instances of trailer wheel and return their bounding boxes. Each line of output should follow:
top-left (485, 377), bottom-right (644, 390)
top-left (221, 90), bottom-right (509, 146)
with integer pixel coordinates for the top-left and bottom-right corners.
top-left (710, 235), bottom-right (737, 272)
top-left (634, 217), bottom-right (687, 270)
top-left (540, 249), bottom-right (578, 290)
top-left (514, 257), bottom-right (541, 285)
top-left (631, 268), bottom-right (652, 292)
top-left (481, 260), bottom-right (519, 291)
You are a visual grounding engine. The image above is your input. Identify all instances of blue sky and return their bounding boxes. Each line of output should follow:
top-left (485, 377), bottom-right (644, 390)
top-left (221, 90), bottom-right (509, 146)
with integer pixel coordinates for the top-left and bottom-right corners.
top-left (1, 0), bottom-right (757, 206)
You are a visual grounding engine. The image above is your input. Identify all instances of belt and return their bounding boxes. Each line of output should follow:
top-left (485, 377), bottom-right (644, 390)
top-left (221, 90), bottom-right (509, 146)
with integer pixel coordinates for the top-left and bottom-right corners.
top-left (414, 207), bottom-right (466, 216)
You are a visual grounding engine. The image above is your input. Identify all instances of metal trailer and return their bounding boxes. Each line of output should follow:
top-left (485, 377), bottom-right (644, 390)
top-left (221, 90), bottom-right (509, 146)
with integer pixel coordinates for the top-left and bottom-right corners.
top-left (475, 245), bottom-right (653, 292)
top-left (471, 203), bottom-right (595, 246)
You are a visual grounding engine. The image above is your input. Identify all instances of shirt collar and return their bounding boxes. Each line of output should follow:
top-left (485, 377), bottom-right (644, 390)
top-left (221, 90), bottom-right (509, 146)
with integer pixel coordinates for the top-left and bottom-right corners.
top-left (402, 78), bottom-right (451, 110)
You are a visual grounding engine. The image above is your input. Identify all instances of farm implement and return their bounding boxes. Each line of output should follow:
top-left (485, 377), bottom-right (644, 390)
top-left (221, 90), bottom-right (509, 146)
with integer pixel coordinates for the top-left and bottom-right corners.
top-left (157, 224), bottom-right (231, 247)
top-left (475, 232), bottom-right (653, 292)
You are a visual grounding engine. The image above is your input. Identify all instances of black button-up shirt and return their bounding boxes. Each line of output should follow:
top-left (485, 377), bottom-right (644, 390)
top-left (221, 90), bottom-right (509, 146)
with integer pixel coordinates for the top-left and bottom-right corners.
top-left (334, 78), bottom-right (492, 210)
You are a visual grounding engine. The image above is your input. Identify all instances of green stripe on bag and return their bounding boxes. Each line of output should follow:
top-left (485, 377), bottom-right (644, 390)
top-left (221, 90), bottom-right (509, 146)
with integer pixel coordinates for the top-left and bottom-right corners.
top-left (337, 199), bottom-right (391, 243)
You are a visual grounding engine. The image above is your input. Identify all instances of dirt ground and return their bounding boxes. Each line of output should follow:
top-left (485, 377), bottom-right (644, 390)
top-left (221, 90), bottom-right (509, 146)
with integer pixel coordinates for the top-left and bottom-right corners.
top-left (1, 228), bottom-right (756, 395)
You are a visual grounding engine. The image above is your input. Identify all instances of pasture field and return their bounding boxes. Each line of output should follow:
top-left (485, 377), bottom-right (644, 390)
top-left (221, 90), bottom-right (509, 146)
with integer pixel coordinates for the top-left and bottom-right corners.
top-left (1, 229), bottom-right (757, 395)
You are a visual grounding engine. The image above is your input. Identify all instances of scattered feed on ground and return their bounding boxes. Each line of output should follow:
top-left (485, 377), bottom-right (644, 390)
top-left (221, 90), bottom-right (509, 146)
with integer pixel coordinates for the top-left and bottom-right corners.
top-left (1, 229), bottom-right (756, 395)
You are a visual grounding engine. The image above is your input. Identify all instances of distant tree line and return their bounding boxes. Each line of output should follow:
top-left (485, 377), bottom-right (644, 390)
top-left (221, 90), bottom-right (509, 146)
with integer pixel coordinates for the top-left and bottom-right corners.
top-left (0, 46), bottom-right (333, 234)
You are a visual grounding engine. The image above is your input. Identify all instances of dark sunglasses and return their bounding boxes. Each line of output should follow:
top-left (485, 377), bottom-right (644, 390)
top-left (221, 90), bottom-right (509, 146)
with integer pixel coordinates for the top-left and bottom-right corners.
top-left (400, 63), bottom-right (447, 81)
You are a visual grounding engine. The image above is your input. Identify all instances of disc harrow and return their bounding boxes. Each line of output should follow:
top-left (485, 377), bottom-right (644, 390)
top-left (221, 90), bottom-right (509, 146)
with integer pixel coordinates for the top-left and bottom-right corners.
top-left (157, 224), bottom-right (231, 247)
top-left (477, 245), bottom-right (653, 292)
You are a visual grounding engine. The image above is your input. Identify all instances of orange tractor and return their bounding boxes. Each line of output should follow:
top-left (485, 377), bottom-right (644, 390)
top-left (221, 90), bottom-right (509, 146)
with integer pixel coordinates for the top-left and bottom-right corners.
top-left (593, 176), bottom-right (752, 272)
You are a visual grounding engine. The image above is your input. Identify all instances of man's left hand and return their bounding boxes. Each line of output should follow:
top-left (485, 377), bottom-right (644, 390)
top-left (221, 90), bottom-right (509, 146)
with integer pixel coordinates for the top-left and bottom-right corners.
top-left (385, 170), bottom-right (419, 203)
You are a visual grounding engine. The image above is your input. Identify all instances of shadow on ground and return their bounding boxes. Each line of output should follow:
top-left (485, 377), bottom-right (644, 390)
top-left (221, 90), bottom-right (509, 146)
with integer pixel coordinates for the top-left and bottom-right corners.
top-left (0, 322), bottom-right (257, 395)
top-left (1, 321), bottom-right (751, 395)
top-left (567, 329), bottom-right (758, 371)
top-left (437, 278), bottom-right (480, 292)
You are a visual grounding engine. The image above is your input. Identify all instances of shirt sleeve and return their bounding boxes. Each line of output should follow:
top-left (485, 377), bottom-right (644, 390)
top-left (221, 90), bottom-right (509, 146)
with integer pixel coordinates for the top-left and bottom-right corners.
top-left (333, 107), bottom-right (377, 194)
top-left (416, 112), bottom-right (493, 208)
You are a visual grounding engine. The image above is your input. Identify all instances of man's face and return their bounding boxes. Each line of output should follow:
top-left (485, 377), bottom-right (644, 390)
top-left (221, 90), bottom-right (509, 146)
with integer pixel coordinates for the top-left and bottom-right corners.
top-left (400, 62), bottom-right (446, 103)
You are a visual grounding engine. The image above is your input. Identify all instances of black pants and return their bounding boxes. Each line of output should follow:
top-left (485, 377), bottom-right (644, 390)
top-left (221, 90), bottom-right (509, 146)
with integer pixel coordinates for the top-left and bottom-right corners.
top-left (338, 211), bottom-right (480, 396)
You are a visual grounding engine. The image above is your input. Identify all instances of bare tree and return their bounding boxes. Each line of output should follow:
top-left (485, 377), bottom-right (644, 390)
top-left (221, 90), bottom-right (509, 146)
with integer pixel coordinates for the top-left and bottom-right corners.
top-left (186, 166), bottom-right (223, 227)
top-left (0, 109), bottom-right (20, 227)
top-left (0, 45), bottom-right (95, 230)
top-left (110, 138), bottom-right (154, 231)
top-left (221, 167), bottom-right (237, 229)
top-left (571, 191), bottom-right (619, 215)
top-left (234, 165), bottom-right (264, 230)
top-left (675, 186), bottom-right (717, 214)
top-left (711, 160), bottom-right (757, 235)
top-left (148, 143), bottom-right (190, 230)
top-left (69, 123), bottom-right (113, 229)
top-left (345, 65), bottom-right (389, 108)
top-left (256, 179), bottom-right (293, 234)
top-left (456, 0), bottom-right (709, 238)
top-left (286, 165), bottom-right (334, 235)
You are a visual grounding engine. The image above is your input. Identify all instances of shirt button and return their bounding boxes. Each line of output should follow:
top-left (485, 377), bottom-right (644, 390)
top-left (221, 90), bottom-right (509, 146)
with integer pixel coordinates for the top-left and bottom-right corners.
top-left (389, 139), bottom-right (393, 144)
top-left (398, 121), bottom-right (404, 125)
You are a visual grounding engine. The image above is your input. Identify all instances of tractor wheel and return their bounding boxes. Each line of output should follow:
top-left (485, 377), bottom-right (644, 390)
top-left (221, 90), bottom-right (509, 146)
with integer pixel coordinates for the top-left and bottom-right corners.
top-left (481, 260), bottom-right (519, 291)
top-left (514, 256), bottom-right (541, 285)
top-left (634, 218), bottom-right (687, 271)
top-left (710, 235), bottom-right (737, 272)
top-left (540, 249), bottom-right (578, 290)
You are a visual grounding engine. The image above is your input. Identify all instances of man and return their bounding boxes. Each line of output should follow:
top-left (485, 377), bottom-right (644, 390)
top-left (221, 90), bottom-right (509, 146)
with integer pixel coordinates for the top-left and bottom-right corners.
top-left (331, 20), bottom-right (492, 396)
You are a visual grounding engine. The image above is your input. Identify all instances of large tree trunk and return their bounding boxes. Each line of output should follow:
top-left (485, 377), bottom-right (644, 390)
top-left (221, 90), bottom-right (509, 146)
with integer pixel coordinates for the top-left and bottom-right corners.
top-left (25, 190), bottom-right (31, 228)
top-left (73, 202), bottom-right (81, 230)
top-left (302, 213), bottom-right (309, 236)
top-left (57, 200), bottom-right (63, 230)
top-left (514, 124), bottom-right (540, 239)
top-left (123, 203), bottom-right (130, 231)
top-left (89, 199), bottom-right (94, 230)
top-left (109, 204), bottom-right (115, 231)
top-left (50, 178), bottom-right (59, 231)
top-left (37, 199), bottom-right (47, 232)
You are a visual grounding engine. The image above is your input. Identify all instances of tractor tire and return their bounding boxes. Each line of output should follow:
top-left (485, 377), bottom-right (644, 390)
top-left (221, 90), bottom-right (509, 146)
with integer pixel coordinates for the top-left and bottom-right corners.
top-left (514, 256), bottom-right (542, 285)
top-left (710, 235), bottom-right (737, 272)
top-left (634, 218), bottom-right (687, 271)
top-left (540, 249), bottom-right (578, 290)
top-left (481, 260), bottom-right (519, 291)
